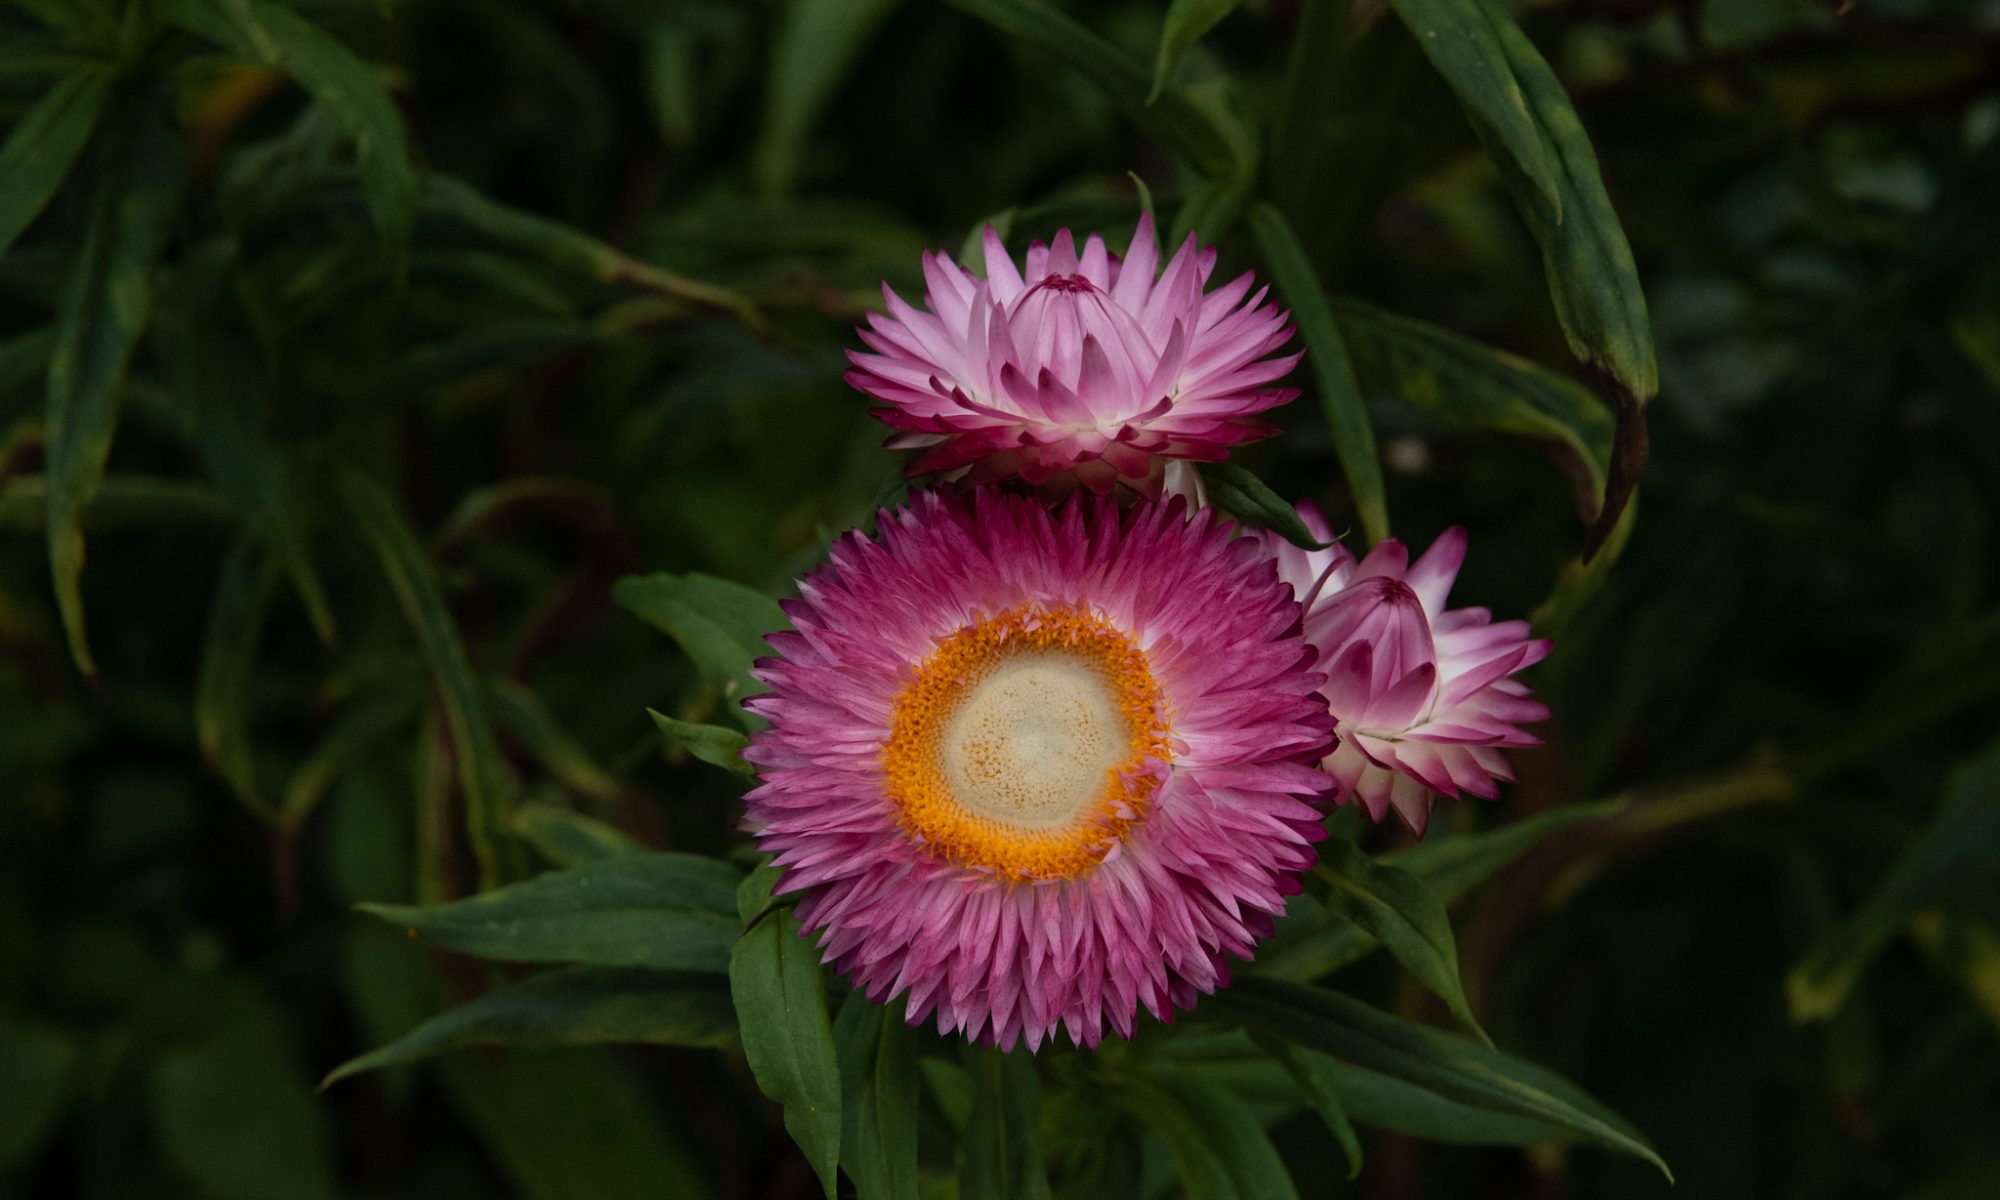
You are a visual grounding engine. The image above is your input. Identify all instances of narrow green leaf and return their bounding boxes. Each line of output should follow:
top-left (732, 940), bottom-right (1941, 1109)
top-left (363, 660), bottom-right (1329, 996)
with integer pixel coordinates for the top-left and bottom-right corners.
top-left (1532, 492), bottom-right (1638, 634)
top-left (1332, 295), bottom-right (1615, 521)
top-left (151, 1032), bottom-right (338, 1200)
top-left (487, 678), bottom-right (620, 801)
top-left (424, 174), bottom-right (763, 328)
top-left (1214, 977), bottom-right (1670, 1179)
top-left (1331, 1059), bottom-right (1580, 1146)
top-left (1250, 1034), bottom-right (1362, 1179)
top-left (172, 0), bottom-right (418, 255)
top-left (730, 872), bottom-right (841, 1200)
top-left (366, 319), bottom-right (610, 411)
top-left (341, 471), bottom-right (513, 888)
top-left (0, 1018), bottom-right (76, 1171)
top-left (1121, 1072), bottom-right (1297, 1200)
top-left (9, 0), bottom-right (117, 41)
top-left (0, 66), bottom-right (114, 259)
top-left (946, 0), bottom-right (1245, 178)
top-left (324, 967), bottom-right (736, 1087)
top-left (279, 691), bottom-right (420, 827)
top-left (835, 992), bottom-right (921, 1200)
top-left (1202, 462), bottom-right (1328, 549)
top-left (961, 1047), bottom-right (1050, 1200)
top-left (1149, 0), bottom-right (1240, 103)
top-left (357, 853), bottom-right (742, 971)
top-left (195, 537), bottom-right (281, 822)
top-left (0, 327), bottom-right (56, 403)
top-left (44, 105), bottom-right (187, 675)
top-left (1252, 894), bottom-right (1378, 983)
top-left (1256, 801), bottom-right (1626, 983)
top-left (650, 708), bottom-right (754, 776)
top-left (1383, 797), bottom-right (1629, 902)
top-left (0, 474), bottom-right (231, 532)
top-left (512, 802), bottom-right (647, 869)
top-left (1384, 0), bottom-right (1561, 220)
top-left (439, 1049), bottom-right (715, 1200)
top-left (1318, 839), bottom-right (1486, 1044)
top-left (1245, 202), bottom-right (1387, 543)
top-left (157, 258), bottom-right (335, 643)
top-left (1789, 740), bottom-right (2000, 1021)
top-left (613, 572), bottom-right (790, 729)
top-left (755, 0), bottom-right (902, 194)
top-left (1464, 0), bottom-right (1656, 399)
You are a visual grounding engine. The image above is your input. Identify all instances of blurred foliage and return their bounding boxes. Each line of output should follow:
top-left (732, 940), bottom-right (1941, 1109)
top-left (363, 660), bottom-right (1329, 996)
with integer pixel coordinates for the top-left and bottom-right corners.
top-left (2, 0), bottom-right (1999, 1197)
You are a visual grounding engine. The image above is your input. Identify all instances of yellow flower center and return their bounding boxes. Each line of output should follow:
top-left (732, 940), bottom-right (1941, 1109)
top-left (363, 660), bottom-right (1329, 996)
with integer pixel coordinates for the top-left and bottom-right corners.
top-left (880, 604), bottom-right (1171, 880)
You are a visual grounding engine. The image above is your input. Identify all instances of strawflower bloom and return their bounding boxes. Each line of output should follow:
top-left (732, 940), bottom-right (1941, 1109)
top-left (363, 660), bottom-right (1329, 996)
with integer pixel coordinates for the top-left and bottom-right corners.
top-left (743, 490), bottom-right (1334, 1049)
top-left (845, 214), bottom-right (1301, 498)
top-left (1253, 504), bottom-right (1550, 835)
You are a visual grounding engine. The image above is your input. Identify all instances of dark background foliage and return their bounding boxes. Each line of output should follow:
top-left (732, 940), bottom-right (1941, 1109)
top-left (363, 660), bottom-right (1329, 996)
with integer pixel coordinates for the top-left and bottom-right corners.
top-left (2, 0), bottom-right (1998, 1197)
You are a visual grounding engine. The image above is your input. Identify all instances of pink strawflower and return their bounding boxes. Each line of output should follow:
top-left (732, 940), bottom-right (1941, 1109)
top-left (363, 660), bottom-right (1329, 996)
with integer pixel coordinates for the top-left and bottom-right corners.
top-left (743, 491), bottom-right (1333, 1050)
top-left (1254, 504), bottom-right (1551, 835)
top-left (845, 214), bottom-right (1301, 498)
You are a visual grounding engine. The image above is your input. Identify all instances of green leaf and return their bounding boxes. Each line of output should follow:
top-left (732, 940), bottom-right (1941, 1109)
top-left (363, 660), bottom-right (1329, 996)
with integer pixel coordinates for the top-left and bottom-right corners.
top-left (1382, 797), bottom-right (1629, 903)
top-left (730, 875), bottom-right (841, 1200)
top-left (835, 992), bottom-right (921, 1200)
top-left (439, 1048), bottom-right (716, 1200)
top-left (1250, 1034), bottom-right (1362, 1179)
top-left (1149, 0), bottom-right (1240, 103)
top-left (0, 66), bottom-right (114, 259)
top-left (755, 0), bottom-right (902, 194)
top-left (341, 471), bottom-right (516, 889)
top-left (0, 474), bottom-right (232, 533)
top-left (357, 853), bottom-right (741, 971)
top-left (1245, 202), bottom-right (1387, 543)
top-left (650, 708), bottom-right (754, 775)
top-left (1202, 461), bottom-right (1328, 549)
top-left (1257, 801), bottom-right (1628, 983)
top-left (613, 572), bottom-right (790, 728)
top-left (1533, 490), bottom-right (1638, 633)
top-left (1121, 1072), bottom-right (1297, 1200)
top-left (1213, 977), bottom-right (1670, 1179)
top-left (487, 678), bottom-right (621, 801)
top-left (171, 0), bottom-right (418, 256)
top-left (512, 802), bottom-right (647, 869)
top-left (1252, 894), bottom-right (1378, 983)
top-left (150, 1031), bottom-right (338, 1200)
top-left (1384, 0), bottom-right (1562, 220)
top-left (324, 967), bottom-right (736, 1086)
top-left (0, 1018), bottom-right (76, 1170)
top-left (946, 0), bottom-right (1246, 179)
top-left (279, 691), bottom-right (420, 828)
top-left (1318, 839), bottom-right (1486, 1043)
top-left (961, 1047), bottom-right (1050, 1200)
top-left (194, 537), bottom-right (281, 822)
top-left (1789, 740), bottom-right (2000, 1021)
top-left (1462, 0), bottom-right (1656, 399)
top-left (424, 174), bottom-right (763, 328)
top-left (1331, 1060), bottom-right (1580, 1146)
top-left (156, 273), bottom-right (335, 644)
top-left (44, 104), bottom-right (187, 676)
top-left (1331, 295), bottom-right (1615, 520)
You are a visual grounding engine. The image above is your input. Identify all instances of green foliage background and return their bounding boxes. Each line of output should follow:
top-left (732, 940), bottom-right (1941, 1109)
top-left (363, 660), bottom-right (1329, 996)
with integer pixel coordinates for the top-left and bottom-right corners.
top-left (3, 0), bottom-right (1999, 1197)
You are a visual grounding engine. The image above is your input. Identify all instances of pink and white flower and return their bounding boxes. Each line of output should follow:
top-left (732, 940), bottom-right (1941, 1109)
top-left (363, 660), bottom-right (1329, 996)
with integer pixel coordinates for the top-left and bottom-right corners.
top-left (1254, 504), bottom-right (1551, 835)
top-left (743, 490), bottom-right (1333, 1049)
top-left (845, 215), bottom-right (1300, 498)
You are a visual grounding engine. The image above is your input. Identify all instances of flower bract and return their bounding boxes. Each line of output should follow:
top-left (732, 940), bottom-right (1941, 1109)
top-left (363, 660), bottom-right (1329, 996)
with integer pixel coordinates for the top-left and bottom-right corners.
top-left (743, 491), bottom-right (1333, 1049)
top-left (1254, 504), bottom-right (1551, 834)
top-left (845, 215), bottom-right (1300, 497)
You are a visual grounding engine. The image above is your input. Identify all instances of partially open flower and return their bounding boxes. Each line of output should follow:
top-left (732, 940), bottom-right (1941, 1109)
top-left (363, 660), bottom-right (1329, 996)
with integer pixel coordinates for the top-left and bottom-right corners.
top-left (1255, 504), bottom-right (1551, 835)
top-left (845, 215), bottom-right (1300, 498)
top-left (743, 491), bottom-right (1333, 1049)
